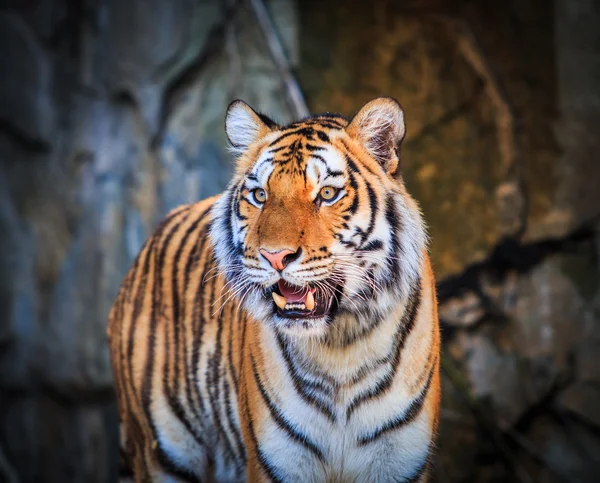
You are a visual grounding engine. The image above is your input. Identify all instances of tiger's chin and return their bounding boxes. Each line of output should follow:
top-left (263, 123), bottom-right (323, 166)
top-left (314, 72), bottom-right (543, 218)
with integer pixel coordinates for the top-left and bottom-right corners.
top-left (272, 314), bottom-right (331, 338)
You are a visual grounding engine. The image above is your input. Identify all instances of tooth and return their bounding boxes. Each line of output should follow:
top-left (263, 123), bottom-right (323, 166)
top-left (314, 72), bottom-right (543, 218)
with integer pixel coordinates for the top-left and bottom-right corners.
top-left (305, 290), bottom-right (315, 310)
top-left (272, 292), bottom-right (287, 309)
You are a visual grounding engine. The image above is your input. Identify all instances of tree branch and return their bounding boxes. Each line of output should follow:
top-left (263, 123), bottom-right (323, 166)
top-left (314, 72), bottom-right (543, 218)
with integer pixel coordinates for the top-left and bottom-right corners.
top-left (249, 0), bottom-right (309, 118)
top-left (436, 16), bottom-right (526, 236)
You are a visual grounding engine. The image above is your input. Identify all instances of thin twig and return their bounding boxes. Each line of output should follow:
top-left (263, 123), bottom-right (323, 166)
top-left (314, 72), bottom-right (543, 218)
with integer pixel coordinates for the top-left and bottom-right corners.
top-left (249, 0), bottom-right (310, 118)
top-left (440, 17), bottom-right (519, 173)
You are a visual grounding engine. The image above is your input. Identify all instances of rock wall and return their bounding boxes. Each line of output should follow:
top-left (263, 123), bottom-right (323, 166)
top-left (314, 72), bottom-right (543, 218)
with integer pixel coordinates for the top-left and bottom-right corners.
top-left (0, 0), bottom-right (598, 481)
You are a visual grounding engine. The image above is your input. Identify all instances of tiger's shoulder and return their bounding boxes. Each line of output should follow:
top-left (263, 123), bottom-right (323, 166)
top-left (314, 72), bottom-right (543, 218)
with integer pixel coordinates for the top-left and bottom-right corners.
top-left (107, 196), bottom-right (221, 336)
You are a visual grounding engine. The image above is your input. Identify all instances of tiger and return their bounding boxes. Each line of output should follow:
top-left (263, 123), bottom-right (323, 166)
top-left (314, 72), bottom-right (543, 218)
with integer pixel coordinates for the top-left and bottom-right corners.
top-left (107, 97), bottom-right (441, 483)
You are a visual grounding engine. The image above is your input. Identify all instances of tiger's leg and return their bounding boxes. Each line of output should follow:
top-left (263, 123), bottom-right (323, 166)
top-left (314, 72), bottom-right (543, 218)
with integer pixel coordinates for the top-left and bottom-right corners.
top-left (125, 435), bottom-right (154, 483)
top-left (245, 463), bottom-right (264, 483)
top-left (133, 443), bottom-right (191, 483)
top-left (129, 426), bottom-right (220, 483)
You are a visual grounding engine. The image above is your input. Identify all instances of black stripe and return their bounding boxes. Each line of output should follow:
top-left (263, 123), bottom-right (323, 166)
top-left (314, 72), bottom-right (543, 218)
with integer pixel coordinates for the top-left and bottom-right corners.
top-left (170, 211), bottom-right (212, 442)
top-left (239, 195), bottom-right (256, 211)
top-left (115, 255), bottom-right (140, 419)
top-left (233, 183), bottom-right (249, 221)
top-left (268, 145), bottom-right (288, 153)
top-left (128, 209), bottom-right (188, 394)
top-left (362, 239), bottom-right (383, 251)
top-left (206, 288), bottom-right (237, 462)
top-left (244, 390), bottom-right (285, 483)
top-left (323, 307), bottom-right (385, 349)
top-left (131, 210), bottom-right (185, 389)
top-left (268, 126), bottom-right (314, 146)
top-left (326, 168), bottom-right (344, 178)
top-left (190, 251), bottom-right (215, 419)
top-left (294, 264), bottom-right (331, 274)
top-left (315, 121), bottom-right (344, 130)
top-left (277, 329), bottom-right (338, 393)
top-left (227, 298), bottom-right (240, 391)
top-left (345, 153), bottom-right (378, 237)
top-left (252, 157), bottom-right (274, 178)
top-left (154, 445), bottom-right (203, 483)
top-left (305, 143), bottom-right (327, 152)
top-left (316, 131), bottom-right (330, 142)
top-left (347, 184), bottom-right (359, 216)
top-left (223, 375), bottom-right (247, 466)
top-left (345, 157), bottom-right (361, 216)
top-left (341, 140), bottom-right (378, 176)
top-left (362, 179), bottom-right (378, 243)
top-left (285, 352), bottom-right (335, 397)
top-left (384, 195), bottom-right (403, 285)
top-left (171, 210), bottom-right (210, 359)
top-left (123, 239), bottom-right (156, 430)
top-left (276, 333), bottom-right (336, 421)
top-left (221, 303), bottom-right (246, 465)
top-left (161, 212), bottom-right (209, 450)
top-left (357, 365), bottom-right (434, 446)
top-left (348, 350), bottom-right (394, 386)
top-left (216, 190), bottom-right (238, 267)
top-left (316, 114), bottom-right (345, 123)
top-left (141, 211), bottom-right (204, 482)
top-left (346, 155), bottom-right (361, 175)
top-left (310, 153), bottom-right (328, 166)
top-left (346, 280), bottom-right (422, 419)
top-left (251, 354), bottom-right (325, 462)
top-left (183, 224), bottom-right (211, 427)
top-left (292, 115), bottom-right (344, 128)
top-left (257, 112), bottom-right (278, 129)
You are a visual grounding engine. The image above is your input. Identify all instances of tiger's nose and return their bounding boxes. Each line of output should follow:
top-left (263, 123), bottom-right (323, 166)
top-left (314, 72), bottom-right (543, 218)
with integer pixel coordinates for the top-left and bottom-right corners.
top-left (259, 248), bottom-right (302, 271)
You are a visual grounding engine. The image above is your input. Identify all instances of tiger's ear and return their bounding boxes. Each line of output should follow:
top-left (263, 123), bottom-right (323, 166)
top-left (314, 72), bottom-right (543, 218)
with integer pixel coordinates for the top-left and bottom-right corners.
top-left (347, 97), bottom-right (406, 175)
top-left (225, 100), bottom-right (277, 155)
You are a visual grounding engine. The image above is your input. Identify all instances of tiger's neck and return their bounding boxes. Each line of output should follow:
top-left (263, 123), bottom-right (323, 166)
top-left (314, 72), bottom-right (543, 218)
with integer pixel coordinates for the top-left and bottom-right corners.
top-left (247, 269), bottom-right (432, 419)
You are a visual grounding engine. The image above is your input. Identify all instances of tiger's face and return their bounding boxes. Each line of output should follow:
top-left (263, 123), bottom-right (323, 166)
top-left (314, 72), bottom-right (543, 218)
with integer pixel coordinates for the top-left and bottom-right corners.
top-left (211, 98), bottom-right (426, 337)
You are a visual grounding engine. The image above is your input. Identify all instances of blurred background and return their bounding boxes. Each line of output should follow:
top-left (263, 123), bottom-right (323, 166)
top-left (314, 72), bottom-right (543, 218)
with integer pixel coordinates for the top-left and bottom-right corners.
top-left (0, 0), bottom-right (599, 481)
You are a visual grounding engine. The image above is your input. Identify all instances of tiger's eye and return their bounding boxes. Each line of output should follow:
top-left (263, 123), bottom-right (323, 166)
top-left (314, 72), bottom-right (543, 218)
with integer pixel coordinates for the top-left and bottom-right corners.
top-left (253, 188), bottom-right (267, 204)
top-left (319, 186), bottom-right (337, 201)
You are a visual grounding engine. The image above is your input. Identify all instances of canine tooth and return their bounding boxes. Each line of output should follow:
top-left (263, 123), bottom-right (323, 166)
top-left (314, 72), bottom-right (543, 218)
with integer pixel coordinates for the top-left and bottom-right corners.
top-left (272, 292), bottom-right (287, 309)
top-left (305, 290), bottom-right (315, 310)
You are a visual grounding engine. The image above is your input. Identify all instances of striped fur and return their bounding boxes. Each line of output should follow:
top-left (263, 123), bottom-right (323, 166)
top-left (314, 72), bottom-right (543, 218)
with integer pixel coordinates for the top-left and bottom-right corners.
top-left (108, 98), bottom-right (441, 482)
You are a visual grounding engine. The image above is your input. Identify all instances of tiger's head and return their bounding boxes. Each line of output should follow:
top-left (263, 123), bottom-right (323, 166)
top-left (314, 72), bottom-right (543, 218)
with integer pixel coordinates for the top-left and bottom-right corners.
top-left (210, 97), bottom-right (427, 338)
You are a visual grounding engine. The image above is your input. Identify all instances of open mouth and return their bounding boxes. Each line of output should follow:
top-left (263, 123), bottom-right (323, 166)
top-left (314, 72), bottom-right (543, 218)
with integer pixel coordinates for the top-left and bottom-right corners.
top-left (267, 280), bottom-right (337, 319)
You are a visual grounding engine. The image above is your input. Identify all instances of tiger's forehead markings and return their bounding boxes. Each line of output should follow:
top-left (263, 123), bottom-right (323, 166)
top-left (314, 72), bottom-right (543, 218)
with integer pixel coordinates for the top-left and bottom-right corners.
top-left (247, 116), bottom-right (350, 186)
top-left (268, 137), bottom-right (328, 177)
top-left (267, 115), bottom-right (347, 150)
top-left (266, 121), bottom-right (344, 161)
top-left (287, 114), bottom-right (347, 129)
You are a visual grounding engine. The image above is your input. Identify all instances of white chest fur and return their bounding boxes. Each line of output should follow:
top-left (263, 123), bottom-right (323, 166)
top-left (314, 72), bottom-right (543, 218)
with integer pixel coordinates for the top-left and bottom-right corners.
top-left (255, 292), bottom-right (435, 482)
